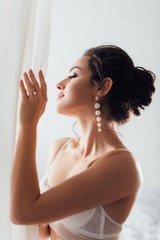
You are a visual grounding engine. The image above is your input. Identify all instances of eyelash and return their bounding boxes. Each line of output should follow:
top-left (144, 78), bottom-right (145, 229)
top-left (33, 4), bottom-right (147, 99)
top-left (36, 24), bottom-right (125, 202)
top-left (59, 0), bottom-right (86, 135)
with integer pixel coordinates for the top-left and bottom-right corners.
top-left (69, 74), bottom-right (77, 79)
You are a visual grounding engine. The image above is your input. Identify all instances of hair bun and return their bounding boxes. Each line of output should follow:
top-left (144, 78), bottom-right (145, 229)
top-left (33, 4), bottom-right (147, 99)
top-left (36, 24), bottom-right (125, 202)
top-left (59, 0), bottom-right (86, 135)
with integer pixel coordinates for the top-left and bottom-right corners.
top-left (131, 66), bottom-right (156, 116)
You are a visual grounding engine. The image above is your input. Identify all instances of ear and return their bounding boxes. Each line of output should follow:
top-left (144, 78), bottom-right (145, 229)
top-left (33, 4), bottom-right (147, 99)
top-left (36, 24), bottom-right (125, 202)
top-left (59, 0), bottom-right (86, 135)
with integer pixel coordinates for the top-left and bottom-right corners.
top-left (97, 77), bottom-right (113, 97)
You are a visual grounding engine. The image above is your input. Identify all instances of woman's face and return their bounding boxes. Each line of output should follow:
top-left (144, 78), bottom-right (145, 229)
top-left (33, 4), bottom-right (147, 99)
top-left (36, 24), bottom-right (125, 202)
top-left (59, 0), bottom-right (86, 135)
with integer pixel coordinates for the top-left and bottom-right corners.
top-left (56, 56), bottom-right (96, 117)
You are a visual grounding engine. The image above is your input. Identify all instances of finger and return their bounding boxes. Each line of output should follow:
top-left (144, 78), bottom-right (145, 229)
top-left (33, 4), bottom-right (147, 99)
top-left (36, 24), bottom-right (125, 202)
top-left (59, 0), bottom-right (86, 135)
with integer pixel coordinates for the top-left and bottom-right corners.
top-left (20, 80), bottom-right (28, 99)
top-left (39, 70), bottom-right (48, 101)
top-left (28, 69), bottom-right (41, 98)
top-left (23, 72), bottom-right (35, 93)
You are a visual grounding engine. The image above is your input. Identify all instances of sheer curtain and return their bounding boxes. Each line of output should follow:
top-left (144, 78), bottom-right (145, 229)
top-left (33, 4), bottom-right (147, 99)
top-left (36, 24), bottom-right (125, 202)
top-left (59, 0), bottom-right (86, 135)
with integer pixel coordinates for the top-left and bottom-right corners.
top-left (0, 0), bottom-right (52, 239)
top-left (1, 0), bottom-right (160, 239)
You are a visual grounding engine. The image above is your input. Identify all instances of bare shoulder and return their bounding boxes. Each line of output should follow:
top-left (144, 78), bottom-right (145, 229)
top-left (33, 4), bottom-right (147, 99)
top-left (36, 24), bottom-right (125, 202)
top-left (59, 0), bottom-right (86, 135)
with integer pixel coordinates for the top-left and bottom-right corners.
top-left (47, 137), bottom-right (71, 170)
top-left (93, 149), bottom-right (143, 194)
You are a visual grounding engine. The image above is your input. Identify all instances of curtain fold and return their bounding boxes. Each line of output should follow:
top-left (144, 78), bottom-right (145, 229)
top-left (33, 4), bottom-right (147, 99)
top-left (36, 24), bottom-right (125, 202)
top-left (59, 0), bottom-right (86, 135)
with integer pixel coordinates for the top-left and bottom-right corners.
top-left (0, 0), bottom-right (52, 239)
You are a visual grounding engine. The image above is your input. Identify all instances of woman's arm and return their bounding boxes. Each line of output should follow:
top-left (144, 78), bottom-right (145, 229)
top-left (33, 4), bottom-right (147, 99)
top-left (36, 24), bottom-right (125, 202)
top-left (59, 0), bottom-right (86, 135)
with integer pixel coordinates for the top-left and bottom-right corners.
top-left (10, 126), bottom-right (40, 223)
top-left (10, 69), bottom-right (48, 223)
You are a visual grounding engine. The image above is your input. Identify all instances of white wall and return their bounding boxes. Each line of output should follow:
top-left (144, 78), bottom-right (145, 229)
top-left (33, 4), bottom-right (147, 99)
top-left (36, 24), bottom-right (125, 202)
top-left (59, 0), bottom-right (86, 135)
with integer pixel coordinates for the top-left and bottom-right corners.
top-left (37, 0), bottom-right (160, 191)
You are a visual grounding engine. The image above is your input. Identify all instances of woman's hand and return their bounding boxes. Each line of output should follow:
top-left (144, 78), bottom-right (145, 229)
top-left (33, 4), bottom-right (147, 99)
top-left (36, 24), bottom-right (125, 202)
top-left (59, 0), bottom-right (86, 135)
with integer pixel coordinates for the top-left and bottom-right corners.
top-left (19, 69), bottom-right (48, 128)
top-left (38, 224), bottom-right (50, 240)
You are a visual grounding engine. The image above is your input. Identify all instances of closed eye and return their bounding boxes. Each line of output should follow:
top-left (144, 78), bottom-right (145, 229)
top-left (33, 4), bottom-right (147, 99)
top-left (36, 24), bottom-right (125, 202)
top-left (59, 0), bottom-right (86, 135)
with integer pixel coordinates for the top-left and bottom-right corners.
top-left (69, 74), bottom-right (77, 79)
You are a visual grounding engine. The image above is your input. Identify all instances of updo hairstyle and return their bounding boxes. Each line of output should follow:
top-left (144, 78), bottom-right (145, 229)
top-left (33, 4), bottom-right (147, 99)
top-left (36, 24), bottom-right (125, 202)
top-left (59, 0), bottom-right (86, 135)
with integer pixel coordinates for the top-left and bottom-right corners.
top-left (83, 45), bottom-right (156, 124)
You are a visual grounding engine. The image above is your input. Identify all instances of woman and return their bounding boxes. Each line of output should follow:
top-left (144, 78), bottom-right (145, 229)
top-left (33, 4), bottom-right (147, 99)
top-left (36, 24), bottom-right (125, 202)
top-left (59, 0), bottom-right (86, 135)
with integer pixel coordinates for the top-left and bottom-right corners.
top-left (10, 44), bottom-right (156, 240)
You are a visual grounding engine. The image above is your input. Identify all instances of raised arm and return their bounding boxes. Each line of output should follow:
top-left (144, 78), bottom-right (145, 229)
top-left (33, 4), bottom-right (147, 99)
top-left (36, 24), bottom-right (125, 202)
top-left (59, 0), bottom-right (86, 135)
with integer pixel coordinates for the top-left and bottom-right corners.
top-left (38, 137), bottom-right (71, 239)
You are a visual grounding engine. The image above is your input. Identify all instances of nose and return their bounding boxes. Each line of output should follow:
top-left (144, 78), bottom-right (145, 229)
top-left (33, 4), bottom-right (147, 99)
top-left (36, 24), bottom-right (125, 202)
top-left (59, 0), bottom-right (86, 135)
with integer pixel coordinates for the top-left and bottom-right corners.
top-left (56, 76), bottom-right (69, 91)
top-left (56, 81), bottom-right (65, 90)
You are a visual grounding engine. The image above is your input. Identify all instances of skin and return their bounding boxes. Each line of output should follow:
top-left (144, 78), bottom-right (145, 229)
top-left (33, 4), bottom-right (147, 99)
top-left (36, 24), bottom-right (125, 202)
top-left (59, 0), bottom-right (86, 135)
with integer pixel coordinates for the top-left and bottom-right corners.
top-left (56, 56), bottom-right (122, 158)
top-left (10, 57), bottom-right (142, 240)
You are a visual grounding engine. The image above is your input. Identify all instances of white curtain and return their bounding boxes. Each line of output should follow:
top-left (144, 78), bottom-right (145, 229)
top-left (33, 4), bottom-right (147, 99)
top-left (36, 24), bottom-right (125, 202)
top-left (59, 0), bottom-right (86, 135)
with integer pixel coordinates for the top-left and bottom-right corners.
top-left (1, 0), bottom-right (160, 239)
top-left (0, 0), bottom-right (52, 239)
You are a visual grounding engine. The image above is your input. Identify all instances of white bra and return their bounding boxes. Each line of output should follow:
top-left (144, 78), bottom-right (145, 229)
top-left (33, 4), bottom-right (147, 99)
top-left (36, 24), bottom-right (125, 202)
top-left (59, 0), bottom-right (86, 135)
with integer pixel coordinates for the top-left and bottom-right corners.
top-left (39, 137), bottom-right (132, 239)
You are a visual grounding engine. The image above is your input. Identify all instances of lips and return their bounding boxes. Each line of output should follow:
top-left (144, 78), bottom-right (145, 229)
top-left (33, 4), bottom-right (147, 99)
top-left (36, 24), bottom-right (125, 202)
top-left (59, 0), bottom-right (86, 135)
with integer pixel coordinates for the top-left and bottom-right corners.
top-left (57, 92), bottom-right (64, 100)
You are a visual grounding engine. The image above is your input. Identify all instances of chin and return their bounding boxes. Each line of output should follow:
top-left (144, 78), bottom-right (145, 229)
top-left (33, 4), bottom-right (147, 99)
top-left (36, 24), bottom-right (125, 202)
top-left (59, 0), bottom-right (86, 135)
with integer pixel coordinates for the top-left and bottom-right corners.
top-left (56, 107), bottom-right (67, 116)
top-left (56, 109), bottom-right (74, 119)
top-left (56, 108), bottom-right (63, 114)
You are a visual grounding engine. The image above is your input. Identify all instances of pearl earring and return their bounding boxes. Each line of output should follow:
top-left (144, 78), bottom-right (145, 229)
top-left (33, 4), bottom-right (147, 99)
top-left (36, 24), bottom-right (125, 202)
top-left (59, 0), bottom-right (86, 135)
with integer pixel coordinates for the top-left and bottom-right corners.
top-left (95, 96), bottom-right (102, 132)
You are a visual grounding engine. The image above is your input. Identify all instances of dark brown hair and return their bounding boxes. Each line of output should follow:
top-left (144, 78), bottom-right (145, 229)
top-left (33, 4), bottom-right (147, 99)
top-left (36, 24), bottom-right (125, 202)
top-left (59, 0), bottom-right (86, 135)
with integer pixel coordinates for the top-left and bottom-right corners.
top-left (83, 44), bottom-right (156, 124)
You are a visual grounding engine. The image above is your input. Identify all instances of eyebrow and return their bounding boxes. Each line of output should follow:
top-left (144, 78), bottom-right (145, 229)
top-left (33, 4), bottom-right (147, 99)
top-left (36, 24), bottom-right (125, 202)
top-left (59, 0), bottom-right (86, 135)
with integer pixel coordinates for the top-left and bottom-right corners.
top-left (69, 66), bottom-right (82, 72)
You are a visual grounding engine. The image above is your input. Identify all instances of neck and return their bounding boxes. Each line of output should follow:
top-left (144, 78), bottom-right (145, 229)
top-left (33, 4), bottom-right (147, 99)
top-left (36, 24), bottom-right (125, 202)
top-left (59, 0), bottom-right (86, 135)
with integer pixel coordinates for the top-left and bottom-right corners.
top-left (72, 118), bottom-right (124, 160)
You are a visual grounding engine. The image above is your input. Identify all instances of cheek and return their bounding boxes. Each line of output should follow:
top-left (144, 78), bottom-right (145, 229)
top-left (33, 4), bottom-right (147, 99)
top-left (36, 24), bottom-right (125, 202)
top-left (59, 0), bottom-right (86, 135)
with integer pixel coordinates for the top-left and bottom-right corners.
top-left (68, 82), bottom-right (91, 103)
top-left (71, 77), bottom-right (91, 95)
top-left (56, 78), bottom-right (94, 114)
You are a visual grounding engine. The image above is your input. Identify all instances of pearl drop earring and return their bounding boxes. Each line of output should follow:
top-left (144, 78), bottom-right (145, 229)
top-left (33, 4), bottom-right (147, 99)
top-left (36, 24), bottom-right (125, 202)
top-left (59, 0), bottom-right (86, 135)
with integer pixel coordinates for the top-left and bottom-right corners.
top-left (95, 95), bottom-right (102, 132)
